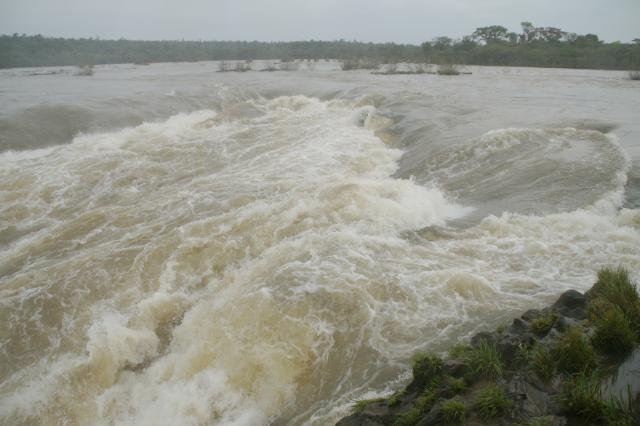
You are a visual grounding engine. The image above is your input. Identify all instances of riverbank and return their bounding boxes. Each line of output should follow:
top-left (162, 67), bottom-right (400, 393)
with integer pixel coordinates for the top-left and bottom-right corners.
top-left (337, 267), bottom-right (640, 425)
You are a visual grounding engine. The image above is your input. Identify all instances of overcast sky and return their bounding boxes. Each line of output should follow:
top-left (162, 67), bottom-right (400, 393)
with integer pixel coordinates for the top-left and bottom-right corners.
top-left (1, 0), bottom-right (638, 43)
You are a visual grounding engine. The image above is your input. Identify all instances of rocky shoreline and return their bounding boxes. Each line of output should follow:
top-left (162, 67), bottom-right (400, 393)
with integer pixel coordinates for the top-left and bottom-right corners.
top-left (337, 267), bottom-right (640, 425)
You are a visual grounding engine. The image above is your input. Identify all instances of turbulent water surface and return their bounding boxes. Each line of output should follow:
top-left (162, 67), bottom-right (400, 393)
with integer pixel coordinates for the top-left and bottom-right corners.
top-left (1, 61), bottom-right (639, 425)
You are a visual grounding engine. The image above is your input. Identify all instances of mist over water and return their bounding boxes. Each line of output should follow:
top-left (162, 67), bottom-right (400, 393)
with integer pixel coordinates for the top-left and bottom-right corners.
top-left (1, 62), bottom-right (639, 425)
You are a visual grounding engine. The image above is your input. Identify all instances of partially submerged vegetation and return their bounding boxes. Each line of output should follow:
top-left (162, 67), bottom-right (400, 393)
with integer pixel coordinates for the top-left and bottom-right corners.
top-left (372, 63), bottom-right (431, 75)
top-left (436, 63), bottom-right (460, 75)
top-left (341, 58), bottom-right (380, 71)
top-left (75, 64), bottom-right (94, 76)
top-left (338, 267), bottom-right (640, 425)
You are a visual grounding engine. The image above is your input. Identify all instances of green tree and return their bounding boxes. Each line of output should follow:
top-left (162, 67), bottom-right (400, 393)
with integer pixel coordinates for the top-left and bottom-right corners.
top-left (472, 26), bottom-right (509, 43)
top-left (520, 22), bottom-right (535, 43)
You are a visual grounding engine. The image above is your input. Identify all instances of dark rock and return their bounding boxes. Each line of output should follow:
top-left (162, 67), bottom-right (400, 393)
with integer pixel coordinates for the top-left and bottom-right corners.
top-left (541, 328), bottom-right (562, 345)
top-left (508, 318), bottom-right (530, 335)
top-left (471, 331), bottom-right (497, 348)
top-left (507, 374), bottom-right (552, 418)
top-left (497, 333), bottom-right (534, 366)
top-left (551, 316), bottom-right (581, 333)
top-left (335, 401), bottom-right (392, 426)
top-left (495, 319), bottom-right (535, 365)
top-left (527, 415), bottom-right (567, 425)
top-left (552, 290), bottom-right (587, 320)
top-left (415, 401), bottom-right (444, 426)
top-left (521, 309), bottom-right (542, 322)
top-left (335, 414), bottom-right (386, 426)
top-left (443, 359), bottom-right (467, 378)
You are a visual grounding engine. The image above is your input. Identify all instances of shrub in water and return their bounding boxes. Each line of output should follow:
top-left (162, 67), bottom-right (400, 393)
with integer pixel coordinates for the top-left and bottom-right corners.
top-left (437, 63), bottom-right (460, 75)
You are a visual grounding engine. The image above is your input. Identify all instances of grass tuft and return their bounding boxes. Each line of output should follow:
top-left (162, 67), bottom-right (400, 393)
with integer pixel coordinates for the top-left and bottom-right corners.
top-left (591, 266), bottom-right (640, 335)
top-left (388, 390), bottom-right (404, 407)
top-left (466, 341), bottom-right (504, 380)
top-left (392, 406), bottom-right (423, 426)
top-left (530, 312), bottom-right (558, 336)
top-left (592, 306), bottom-right (636, 355)
top-left (560, 374), bottom-right (638, 424)
top-left (445, 377), bottom-right (468, 395)
top-left (602, 387), bottom-right (638, 425)
top-left (448, 343), bottom-right (471, 359)
top-left (353, 397), bottom-right (385, 413)
top-left (474, 385), bottom-right (513, 419)
top-left (441, 398), bottom-right (466, 424)
top-left (414, 392), bottom-right (436, 413)
top-left (552, 327), bottom-right (598, 374)
top-left (412, 352), bottom-right (444, 382)
top-left (558, 372), bottom-right (606, 422)
top-left (531, 345), bottom-right (556, 382)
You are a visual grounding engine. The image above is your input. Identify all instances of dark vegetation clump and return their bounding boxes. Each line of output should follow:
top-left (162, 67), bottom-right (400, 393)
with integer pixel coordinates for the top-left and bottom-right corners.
top-left (464, 341), bottom-right (503, 380)
top-left (591, 306), bottom-right (636, 355)
top-left (76, 64), bottom-right (94, 76)
top-left (341, 58), bottom-right (380, 71)
top-left (558, 373), bottom-right (637, 424)
top-left (411, 352), bottom-right (444, 385)
top-left (589, 266), bottom-right (640, 335)
top-left (372, 63), bottom-right (436, 75)
top-left (441, 398), bottom-right (466, 424)
top-left (519, 344), bottom-right (556, 382)
top-left (353, 397), bottom-right (385, 413)
top-left (436, 63), bottom-right (460, 75)
top-left (558, 373), bottom-right (607, 423)
top-left (474, 385), bottom-right (513, 419)
top-left (530, 311), bottom-right (557, 336)
top-left (552, 327), bottom-right (598, 374)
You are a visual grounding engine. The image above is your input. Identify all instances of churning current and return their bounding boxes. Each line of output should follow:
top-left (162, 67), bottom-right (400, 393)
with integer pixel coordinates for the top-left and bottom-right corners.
top-left (0, 62), bottom-right (639, 425)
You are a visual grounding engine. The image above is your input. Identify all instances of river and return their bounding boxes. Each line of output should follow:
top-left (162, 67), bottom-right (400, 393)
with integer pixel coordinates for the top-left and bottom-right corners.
top-left (1, 61), bottom-right (639, 425)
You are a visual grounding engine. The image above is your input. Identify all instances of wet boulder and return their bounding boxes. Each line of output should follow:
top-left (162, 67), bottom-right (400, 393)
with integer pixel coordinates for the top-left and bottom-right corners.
top-left (552, 290), bottom-right (587, 320)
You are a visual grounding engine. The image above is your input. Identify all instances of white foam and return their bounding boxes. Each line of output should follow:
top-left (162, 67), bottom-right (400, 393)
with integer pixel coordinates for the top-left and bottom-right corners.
top-left (2, 95), bottom-right (638, 426)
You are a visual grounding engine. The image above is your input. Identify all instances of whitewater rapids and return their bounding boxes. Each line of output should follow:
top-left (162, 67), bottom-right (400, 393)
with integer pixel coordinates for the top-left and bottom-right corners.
top-left (0, 63), bottom-right (639, 425)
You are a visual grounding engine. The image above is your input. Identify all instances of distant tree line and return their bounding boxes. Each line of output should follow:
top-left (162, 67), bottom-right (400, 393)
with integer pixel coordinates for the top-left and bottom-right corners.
top-left (1, 23), bottom-right (639, 70)
top-left (0, 35), bottom-right (421, 68)
top-left (421, 22), bottom-right (640, 70)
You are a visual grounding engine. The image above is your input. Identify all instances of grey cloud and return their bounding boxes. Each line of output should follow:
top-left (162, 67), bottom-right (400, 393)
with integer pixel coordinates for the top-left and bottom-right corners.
top-left (0, 0), bottom-right (638, 42)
